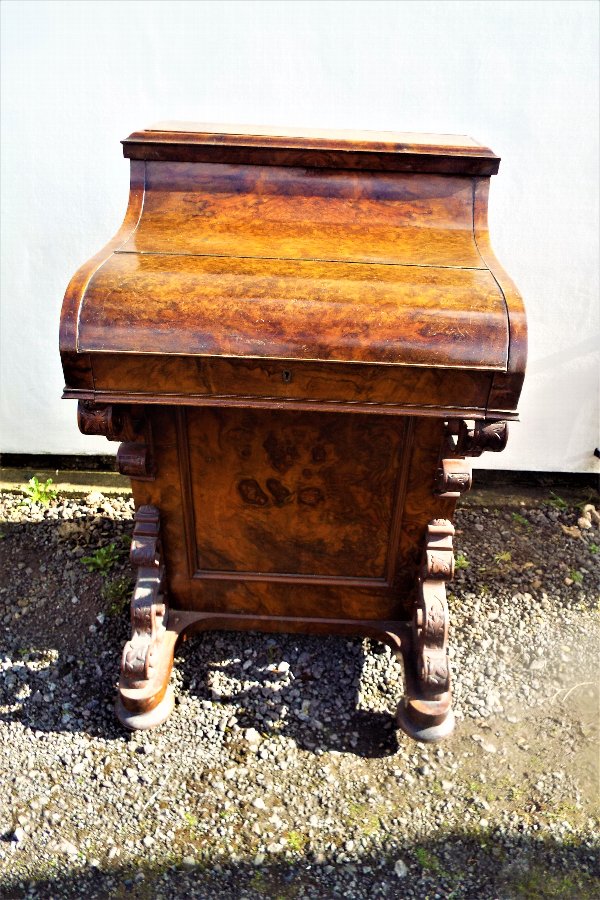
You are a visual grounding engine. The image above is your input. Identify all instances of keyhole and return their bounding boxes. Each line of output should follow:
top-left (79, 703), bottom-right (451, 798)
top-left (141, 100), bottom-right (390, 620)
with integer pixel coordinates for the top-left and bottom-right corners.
top-left (282, 369), bottom-right (292, 384)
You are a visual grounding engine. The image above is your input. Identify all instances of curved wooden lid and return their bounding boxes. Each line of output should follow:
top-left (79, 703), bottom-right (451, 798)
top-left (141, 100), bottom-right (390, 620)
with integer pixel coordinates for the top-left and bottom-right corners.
top-left (67, 158), bottom-right (510, 370)
top-left (78, 252), bottom-right (508, 369)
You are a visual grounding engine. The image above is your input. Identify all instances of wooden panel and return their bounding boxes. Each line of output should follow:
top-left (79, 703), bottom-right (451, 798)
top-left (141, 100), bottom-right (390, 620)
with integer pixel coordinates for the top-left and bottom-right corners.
top-left (181, 408), bottom-right (409, 580)
top-left (120, 163), bottom-right (482, 268)
top-left (90, 354), bottom-right (493, 411)
top-left (127, 408), bottom-right (406, 621)
top-left (142, 122), bottom-right (489, 150)
top-left (126, 409), bottom-right (455, 621)
top-left (122, 124), bottom-right (499, 175)
top-left (78, 252), bottom-right (508, 369)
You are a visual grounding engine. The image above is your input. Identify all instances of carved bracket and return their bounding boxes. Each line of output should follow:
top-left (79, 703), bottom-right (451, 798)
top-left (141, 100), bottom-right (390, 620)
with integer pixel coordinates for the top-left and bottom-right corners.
top-left (435, 419), bottom-right (509, 498)
top-left (77, 401), bottom-right (127, 440)
top-left (413, 519), bottom-right (454, 695)
top-left (453, 419), bottom-right (509, 457)
top-left (435, 456), bottom-right (472, 499)
top-left (121, 505), bottom-right (169, 687)
top-left (77, 401), bottom-right (154, 479)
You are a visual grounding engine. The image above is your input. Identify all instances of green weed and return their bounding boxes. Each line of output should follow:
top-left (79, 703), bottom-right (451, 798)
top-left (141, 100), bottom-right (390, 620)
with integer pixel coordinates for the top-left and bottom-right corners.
top-left (20, 476), bottom-right (57, 507)
top-left (414, 846), bottom-right (445, 874)
top-left (494, 551), bottom-right (512, 564)
top-left (569, 570), bottom-right (584, 584)
top-left (286, 830), bottom-right (307, 852)
top-left (512, 512), bottom-right (531, 529)
top-left (510, 866), bottom-right (599, 899)
top-left (455, 552), bottom-right (469, 570)
top-left (102, 575), bottom-right (133, 614)
top-left (547, 492), bottom-right (568, 510)
top-left (81, 542), bottom-right (124, 575)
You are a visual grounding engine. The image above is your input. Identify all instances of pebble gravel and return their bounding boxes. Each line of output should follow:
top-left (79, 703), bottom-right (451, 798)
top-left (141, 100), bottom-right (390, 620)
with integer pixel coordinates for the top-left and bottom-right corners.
top-left (0, 486), bottom-right (598, 899)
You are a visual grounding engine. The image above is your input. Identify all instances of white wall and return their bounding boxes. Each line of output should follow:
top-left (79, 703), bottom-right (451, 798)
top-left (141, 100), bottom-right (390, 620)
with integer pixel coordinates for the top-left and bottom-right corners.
top-left (1, 0), bottom-right (598, 472)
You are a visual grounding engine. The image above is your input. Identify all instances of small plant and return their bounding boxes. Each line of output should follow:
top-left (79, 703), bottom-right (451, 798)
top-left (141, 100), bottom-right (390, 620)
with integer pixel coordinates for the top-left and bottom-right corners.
top-left (455, 552), bottom-right (469, 570)
top-left (20, 476), bottom-right (57, 507)
top-left (589, 543), bottom-right (599, 555)
top-left (569, 570), bottom-right (584, 584)
top-left (81, 542), bottom-right (123, 575)
top-left (183, 812), bottom-right (199, 829)
top-left (286, 830), bottom-right (307, 852)
top-left (547, 491), bottom-right (568, 510)
top-left (511, 512), bottom-right (531, 529)
top-left (494, 551), bottom-right (512, 565)
top-left (414, 847), bottom-right (443, 874)
top-left (250, 872), bottom-right (268, 892)
top-left (102, 575), bottom-right (133, 614)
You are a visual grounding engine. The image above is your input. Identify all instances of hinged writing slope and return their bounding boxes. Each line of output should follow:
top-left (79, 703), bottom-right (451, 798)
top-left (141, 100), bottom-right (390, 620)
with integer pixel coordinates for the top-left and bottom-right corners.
top-left (60, 124), bottom-right (527, 742)
top-left (68, 137), bottom-right (518, 377)
top-left (78, 253), bottom-right (508, 368)
top-left (61, 125), bottom-right (526, 413)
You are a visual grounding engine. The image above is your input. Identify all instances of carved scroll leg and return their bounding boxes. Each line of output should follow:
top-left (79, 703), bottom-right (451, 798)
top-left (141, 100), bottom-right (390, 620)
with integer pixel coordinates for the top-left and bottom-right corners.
top-left (397, 519), bottom-right (455, 742)
top-left (115, 505), bottom-right (178, 730)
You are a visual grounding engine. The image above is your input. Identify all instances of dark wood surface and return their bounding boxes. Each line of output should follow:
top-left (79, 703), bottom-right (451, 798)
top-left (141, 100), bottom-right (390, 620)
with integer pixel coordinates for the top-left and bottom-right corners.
top-left (60, 124), bottom-right (526, 739)
top-left (122, 123), bottom-right (500, 174)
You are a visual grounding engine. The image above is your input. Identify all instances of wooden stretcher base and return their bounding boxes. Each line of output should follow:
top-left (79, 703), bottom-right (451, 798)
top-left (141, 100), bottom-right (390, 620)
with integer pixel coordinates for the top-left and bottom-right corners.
top-left (115, 505), bottom-right (455, 743)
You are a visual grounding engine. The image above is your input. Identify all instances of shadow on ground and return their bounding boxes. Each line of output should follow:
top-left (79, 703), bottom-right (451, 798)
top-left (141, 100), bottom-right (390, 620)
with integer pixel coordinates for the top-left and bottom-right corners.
top-left (3, 829), bottom-right (599, 899)
top-left (0, 511), bottom-right (401, 758)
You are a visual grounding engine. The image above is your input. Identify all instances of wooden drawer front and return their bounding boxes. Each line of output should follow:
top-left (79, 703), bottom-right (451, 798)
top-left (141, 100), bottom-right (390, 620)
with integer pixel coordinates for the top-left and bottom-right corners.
top-left (91, 354), bottom-right (492, 413)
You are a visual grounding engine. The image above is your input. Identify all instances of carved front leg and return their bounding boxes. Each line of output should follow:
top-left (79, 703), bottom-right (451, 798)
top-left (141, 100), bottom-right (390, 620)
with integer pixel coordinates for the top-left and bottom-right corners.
top-left (115, 505), bottom-right (177, 729)
top-left (397, 519), bottom-right (455, 742)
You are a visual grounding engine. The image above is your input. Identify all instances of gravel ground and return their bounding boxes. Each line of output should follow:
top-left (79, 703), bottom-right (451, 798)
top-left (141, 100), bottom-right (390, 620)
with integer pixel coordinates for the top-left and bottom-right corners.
top-left (0, 485), bottom-right (598, 899)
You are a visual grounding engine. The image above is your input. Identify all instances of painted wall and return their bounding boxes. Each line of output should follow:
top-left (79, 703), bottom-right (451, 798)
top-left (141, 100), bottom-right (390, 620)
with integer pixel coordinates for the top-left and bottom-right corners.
top-left (1, 0), bottom-right (598, 472)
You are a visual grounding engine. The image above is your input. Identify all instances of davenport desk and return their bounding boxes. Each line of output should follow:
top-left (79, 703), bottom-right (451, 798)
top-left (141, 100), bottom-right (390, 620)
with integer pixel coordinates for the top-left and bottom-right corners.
top-left (60, 124), bottom-right (526, 741)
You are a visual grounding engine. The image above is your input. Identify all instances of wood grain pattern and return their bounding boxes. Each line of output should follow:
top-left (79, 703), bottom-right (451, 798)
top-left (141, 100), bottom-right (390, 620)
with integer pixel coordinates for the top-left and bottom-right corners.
top-left (122, 124), bottom-right (499, 175)
top-left (78, 252), bottom-right (508, 368)
top-left (90, 354), bottom-right (493, 411)
top-left (121, 162), bottom-right (482, 267)
top-left (184, 407), bottom-right (407, 579)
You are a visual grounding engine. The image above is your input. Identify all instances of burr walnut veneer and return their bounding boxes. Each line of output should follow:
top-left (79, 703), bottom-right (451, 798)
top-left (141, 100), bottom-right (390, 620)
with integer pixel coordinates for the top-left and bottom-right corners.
top-left (60, 123), bottom-right (526, 741)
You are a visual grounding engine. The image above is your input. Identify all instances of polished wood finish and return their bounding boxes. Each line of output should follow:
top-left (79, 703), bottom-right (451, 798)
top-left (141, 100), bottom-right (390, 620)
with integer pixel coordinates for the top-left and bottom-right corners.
top-left (122, 123), bottom-right (500, 174)
top-left (60, 124), bottom-right (526, 741)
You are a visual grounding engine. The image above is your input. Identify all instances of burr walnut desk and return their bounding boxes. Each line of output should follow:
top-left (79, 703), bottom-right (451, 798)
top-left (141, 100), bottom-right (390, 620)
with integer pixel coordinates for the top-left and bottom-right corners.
top-left (60, 123), bottom-right (526, 741)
